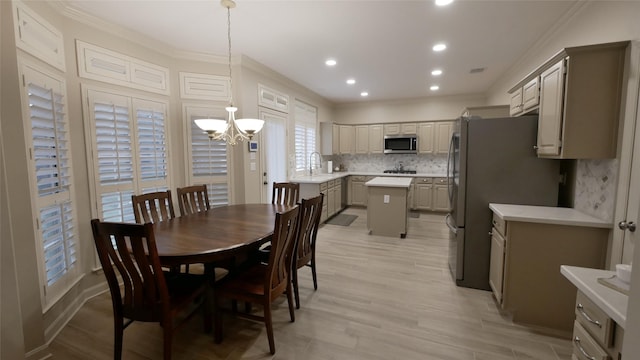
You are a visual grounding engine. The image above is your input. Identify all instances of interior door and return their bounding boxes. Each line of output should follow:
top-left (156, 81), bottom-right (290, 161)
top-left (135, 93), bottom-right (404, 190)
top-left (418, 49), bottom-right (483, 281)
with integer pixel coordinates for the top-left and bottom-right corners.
top-left (259, 108), bottom-right (287, 203)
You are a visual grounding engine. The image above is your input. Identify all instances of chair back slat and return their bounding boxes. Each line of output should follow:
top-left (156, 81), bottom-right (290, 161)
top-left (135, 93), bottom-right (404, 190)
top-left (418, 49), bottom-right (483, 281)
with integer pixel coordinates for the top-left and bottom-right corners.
top-left (295, 194), bottom-right (324, 269)
top-left (91, 219), bottom-right (169, 322)
top-left (132, 190), bottom-right (176, 224)
top-left (272, 182), bottom-right (300, 206)
top-left (177, 185), bottom-right (210, 216)
top-left (266, 206), bottom-right (299, 298)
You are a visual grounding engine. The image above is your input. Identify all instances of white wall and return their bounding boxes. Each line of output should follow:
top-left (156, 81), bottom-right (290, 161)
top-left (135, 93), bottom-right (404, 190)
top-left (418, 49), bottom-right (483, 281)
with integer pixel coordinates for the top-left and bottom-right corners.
top-left (333, 94), bottom-right (487, 125)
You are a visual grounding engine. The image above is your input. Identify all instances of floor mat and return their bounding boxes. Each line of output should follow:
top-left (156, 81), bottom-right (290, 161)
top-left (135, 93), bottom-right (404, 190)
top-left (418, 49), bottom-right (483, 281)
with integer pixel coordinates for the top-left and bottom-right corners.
top-left (325, 214), bottom-right (358, 226)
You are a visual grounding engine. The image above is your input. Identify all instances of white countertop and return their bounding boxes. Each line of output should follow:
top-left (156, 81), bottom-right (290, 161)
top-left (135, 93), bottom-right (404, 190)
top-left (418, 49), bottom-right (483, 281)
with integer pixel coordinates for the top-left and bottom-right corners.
top-left (291, 171), bottom-right (446, 184)
top-left (365, 177), bottom-right (413, 188)
top-left (489, 203), bottom-right (612, 228)
top-left (561, 265), bottom-right (628, 328)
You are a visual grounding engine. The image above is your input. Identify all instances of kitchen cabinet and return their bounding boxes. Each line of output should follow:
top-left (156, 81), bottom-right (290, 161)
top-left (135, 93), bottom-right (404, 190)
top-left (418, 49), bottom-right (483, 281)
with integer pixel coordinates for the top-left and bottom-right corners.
top-left (355, 125), bottom-right (369, 154)
top-left (435, 121), bottom-right (455, 154)
top-left (561, 266), bottom-right (627, 360)
top-left (417, 123), bottom-right (434, 154)
top-left (369, 124), bottom-right (383, 154)
top-left (414, 177), bottom-right (433, 210)
top-left (300, 178), bottom-right (344, 222)
top-left (432, 177), bottom-right (450, 212)
top-left (509, 41), bottom-right (628, 159)
top-left (509, 77), bottom-right (539, 116)
top-left (384, 123), bottom-right (417, 136)
top-left (349, 175), bottom-right (368, 206)
top-left (320, 122), bottom-right (339, 155)
top-left (366, 177), bottom-right (412, 238)
top-left (489, 204), bottom-right (610, 333)
top-left (339, 125), bottom-right (354, 154)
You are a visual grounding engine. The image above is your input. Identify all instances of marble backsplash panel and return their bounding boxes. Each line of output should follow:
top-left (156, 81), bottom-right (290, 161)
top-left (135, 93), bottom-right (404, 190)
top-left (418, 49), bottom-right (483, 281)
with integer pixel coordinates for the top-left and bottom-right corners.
top-left (333, 154), bottom-right (448, 174)
top-left (573, 159), bottom-right (618, 222)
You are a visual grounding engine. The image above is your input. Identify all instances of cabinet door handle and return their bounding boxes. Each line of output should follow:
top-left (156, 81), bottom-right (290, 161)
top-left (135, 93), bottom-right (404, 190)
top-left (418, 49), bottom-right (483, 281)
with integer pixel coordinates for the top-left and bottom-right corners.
top-left (573, 336), bottom-right (597, 360)
top-left (576, 303), bottom-right (602, 328)
top-left (618, 220), bottom-right (637, 232)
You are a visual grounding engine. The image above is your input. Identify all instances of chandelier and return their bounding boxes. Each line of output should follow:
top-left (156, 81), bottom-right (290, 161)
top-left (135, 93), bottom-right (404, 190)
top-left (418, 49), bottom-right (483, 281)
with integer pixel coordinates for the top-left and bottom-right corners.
top-left (194, 0), bottom-right (264, 145)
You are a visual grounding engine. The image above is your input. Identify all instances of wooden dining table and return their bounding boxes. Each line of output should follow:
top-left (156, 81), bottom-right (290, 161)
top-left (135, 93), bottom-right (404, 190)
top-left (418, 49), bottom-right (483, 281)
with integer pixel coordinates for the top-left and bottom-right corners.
top-left (152, 203), bottom-right (292, 267)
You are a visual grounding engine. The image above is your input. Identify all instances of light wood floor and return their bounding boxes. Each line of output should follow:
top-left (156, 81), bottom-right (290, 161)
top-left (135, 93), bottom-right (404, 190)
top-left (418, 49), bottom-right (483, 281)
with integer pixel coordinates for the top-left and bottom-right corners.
top-left (49, 207), bottom-right (573, 359)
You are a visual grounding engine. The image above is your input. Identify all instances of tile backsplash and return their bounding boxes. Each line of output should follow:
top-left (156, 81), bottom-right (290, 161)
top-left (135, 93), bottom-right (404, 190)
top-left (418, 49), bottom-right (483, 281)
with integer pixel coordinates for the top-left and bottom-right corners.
top-left (573, 159), bottom-right (618, 222)
top-left (331, 154), bottom-right (448, 174)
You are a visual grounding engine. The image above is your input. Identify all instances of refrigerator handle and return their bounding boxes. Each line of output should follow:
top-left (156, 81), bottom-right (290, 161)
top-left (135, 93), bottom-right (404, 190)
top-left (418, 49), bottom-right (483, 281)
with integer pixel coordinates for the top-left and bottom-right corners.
top-left (445, 213), bottom-right (457, 234)
top-left (446, 133), bottom-right (455, 208)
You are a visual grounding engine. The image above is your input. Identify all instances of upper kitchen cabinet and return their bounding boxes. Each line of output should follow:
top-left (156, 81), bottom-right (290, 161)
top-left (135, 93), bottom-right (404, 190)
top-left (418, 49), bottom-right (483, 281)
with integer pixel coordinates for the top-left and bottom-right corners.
top-left (435, 121), bottom-right (455, 154)
top-left (369, 125), bottom-right (384, 154)
top-left (509, 77), bottom-right (539, 116)
top-left (339, 125), bottom-right (355, 154)
top-left (355, 125), bottom-right (369, 154)
top-left (509, 41), bottom-right (629, 159)
top-left (417, 122), bottom-right (434, 154)
top-left (384, 123), bottom-right (417, 136)
top-left (320, 122), bottom-right (340, 155)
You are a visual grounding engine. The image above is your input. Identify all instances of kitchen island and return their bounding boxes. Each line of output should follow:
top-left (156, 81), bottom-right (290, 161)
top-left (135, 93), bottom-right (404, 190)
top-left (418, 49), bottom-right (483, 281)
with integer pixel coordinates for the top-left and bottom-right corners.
top-left (365, 177), bottom-right (413, 238)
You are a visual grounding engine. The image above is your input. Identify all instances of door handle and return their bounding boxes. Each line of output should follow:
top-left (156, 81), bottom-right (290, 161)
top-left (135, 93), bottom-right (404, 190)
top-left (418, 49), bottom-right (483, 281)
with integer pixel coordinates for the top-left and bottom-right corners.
top-left (618, 220), bottom-right (636, 232)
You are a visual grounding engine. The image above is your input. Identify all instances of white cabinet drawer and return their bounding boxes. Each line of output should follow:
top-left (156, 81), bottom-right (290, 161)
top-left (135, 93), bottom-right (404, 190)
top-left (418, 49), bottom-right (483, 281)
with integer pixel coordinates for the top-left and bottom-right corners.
top-left (414, 177), bottom-right (432, 184)
top-left (572, 321), bottom-right (609, 360)
top-left (320, 182), bottom-right (328, 191)
top-left (575, 291), bottom-right (614, 347)
top-left (433, 177), bottom-right (447, 185)
top-left (492, 213), bottom-right (507, 237)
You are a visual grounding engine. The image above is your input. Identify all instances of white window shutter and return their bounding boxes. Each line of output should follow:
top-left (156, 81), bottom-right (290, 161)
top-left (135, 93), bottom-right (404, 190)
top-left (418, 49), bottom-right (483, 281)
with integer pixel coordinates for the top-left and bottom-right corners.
top-left (294, 101), bottom-right (318, 174)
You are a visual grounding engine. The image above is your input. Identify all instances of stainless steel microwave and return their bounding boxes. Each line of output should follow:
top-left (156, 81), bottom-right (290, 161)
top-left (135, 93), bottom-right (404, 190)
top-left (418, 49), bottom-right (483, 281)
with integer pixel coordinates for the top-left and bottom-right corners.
top-left (384, 135), bottom-right (418, 154)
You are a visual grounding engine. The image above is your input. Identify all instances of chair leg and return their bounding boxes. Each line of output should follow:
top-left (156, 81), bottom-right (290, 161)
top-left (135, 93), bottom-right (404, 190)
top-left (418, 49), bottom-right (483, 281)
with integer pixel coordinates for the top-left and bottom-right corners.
top-left (311, 257), bottom-right (318, 290)
top-left (286, 280), bottom-right (295, 322)
top-left (292, 268), bottom-right (301, 309)
top-left (263, 302), bottom-right (276, 355)
top-left (162, 321), bottom-right (172, 360)
top-left (214, 296), bottom-right (223, 344)
top-left (203, 289), bottom-right (213, 333)
top-left (114, 316), bottom-right (124, 360)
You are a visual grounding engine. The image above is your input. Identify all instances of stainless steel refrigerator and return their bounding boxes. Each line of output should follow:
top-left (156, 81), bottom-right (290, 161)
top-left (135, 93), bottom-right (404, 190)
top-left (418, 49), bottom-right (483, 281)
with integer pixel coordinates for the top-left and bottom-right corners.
top-left (446, 115), bottom-right (560, 290)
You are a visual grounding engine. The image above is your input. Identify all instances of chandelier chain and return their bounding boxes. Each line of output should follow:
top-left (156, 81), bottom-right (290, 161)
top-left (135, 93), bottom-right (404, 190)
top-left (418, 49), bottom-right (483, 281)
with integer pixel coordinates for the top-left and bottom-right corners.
top-left (227, 5), bottom-right (233, 106)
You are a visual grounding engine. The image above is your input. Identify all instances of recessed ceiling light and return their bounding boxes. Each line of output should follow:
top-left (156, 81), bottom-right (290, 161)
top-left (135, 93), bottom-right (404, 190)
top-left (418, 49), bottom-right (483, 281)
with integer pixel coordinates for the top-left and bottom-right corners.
top-left (433, 43), bottom-right (447, 52)
top-left (346, 78), bottom-right (356, 85)
top-left (431, 69), bottom-right (443, 76)
top-left (360, 92), bottom-right (369, 97)
top-left (430, 85), bottom-right (440, 91)
top-left (435, 0), bottom-right (454, 6)
top-left (325, 59), bottom-right (337, 66)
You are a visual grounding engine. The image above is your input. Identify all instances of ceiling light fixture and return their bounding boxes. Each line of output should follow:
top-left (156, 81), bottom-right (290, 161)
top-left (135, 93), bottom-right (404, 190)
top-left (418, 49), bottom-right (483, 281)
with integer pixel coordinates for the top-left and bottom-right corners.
top-left (435, 0), bottom-right (454, 6)
top-left (194, 0), bottom-right (264, 146)
top-left (325, 59), bottom-right (337, 66)
top-left (430, 85), bottom-right (440, 91)
top-left (346, 78), bottom-right (356, 85)
top-left (433, 43), bottom-right (447, 52)
top-left (360, 91), bottom-right (369, 97)
top-left (431, 69), bottom-right (443, 76)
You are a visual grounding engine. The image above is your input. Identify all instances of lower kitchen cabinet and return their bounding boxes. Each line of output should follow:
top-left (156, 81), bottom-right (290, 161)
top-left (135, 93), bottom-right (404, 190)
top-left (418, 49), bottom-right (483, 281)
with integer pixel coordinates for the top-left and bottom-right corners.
top-left (414, 177), bottom-right (433, 210)
top-left (349, 175), bottom-right (369, 206)
top-left (299, 178), bottom-right (345, 223)
top-left (432, 177), bottom-right (450, 212)
top-left (489, 206), bottom-right (609, 334)
top-left (571, 291), bottom-right (624, 360)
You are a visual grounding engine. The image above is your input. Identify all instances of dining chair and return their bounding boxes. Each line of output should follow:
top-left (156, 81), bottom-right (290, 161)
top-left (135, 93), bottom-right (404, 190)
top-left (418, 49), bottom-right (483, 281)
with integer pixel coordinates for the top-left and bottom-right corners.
top-left (91, 219), bottom-right (211, 360)
top-left (291, 193), bottom-right (324, 309)
top-left (131, 190), bottom-right (176, 224)
top-left (213, 206), bottom-right (300, 355)
top-left (272, 182), bottom-right (300, 206)
top-left (176, 184), bottom-right (210, 216)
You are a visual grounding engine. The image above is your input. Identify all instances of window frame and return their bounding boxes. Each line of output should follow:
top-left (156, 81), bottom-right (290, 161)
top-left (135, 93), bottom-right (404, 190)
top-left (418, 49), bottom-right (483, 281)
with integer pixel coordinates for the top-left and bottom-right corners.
top-left (293, 100), bottom-right (318, 176)
top-left (18, 58), bottom-right (82, 310)
top-left (182, 104), bottom-right (233, 206)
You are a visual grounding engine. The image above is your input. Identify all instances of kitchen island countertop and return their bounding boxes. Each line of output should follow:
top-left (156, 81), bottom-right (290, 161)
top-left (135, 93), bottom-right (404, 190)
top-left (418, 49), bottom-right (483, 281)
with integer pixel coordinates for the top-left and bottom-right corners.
top-left (365, 177), bottom-right (413, 188)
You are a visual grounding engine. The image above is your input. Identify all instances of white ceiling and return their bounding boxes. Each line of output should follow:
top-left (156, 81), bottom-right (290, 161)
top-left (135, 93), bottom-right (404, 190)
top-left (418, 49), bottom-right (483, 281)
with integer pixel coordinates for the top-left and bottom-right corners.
top-left (57, 0), bottom-right (580, 104)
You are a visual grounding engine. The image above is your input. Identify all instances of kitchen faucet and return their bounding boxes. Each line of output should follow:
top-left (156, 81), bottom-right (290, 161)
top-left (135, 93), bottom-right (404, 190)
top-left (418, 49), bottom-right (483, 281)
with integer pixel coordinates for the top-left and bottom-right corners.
top-left (309, 151), bottom-right (322, 175)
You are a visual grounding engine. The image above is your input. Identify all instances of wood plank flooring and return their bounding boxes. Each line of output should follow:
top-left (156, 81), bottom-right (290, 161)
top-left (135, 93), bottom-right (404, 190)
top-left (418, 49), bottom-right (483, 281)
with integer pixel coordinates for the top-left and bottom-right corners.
top-left (49, 207), bottom-right (573, 359)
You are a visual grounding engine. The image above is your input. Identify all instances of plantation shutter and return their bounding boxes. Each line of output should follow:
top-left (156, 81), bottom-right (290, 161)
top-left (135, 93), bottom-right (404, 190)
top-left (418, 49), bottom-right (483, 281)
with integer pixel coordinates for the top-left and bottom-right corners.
top-left (187, 108), bottom-right (230, 206)
top-left (89, 90), bottom-right (136, 222)
top-left (294, 101), bottom-right (318, 173)
top-left (22, 64), bottom-right (79, 302)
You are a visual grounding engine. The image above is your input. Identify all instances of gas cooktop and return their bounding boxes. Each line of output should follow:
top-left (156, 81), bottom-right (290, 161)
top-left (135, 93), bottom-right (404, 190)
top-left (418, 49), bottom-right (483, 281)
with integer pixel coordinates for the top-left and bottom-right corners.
top-left (383, 170), bottom-right (417, 174)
